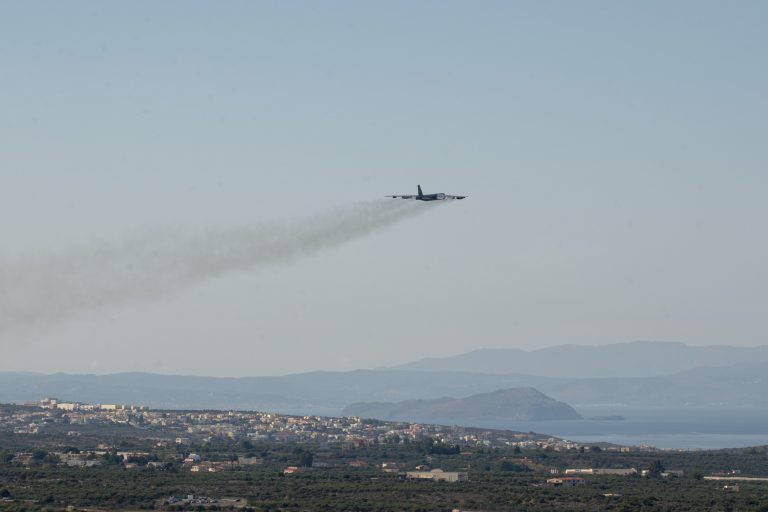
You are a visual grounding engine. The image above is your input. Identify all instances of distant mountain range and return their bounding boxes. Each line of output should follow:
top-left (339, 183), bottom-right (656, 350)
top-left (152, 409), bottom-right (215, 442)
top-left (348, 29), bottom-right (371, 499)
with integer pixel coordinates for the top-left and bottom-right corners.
top-left (0, 370), bottom-right (534, 414)
top-left (1, 342), bottom-right (767, 413)
top-left (342, 388), bottom-right (582, 422)
top-left (1, 363), bottom-right (766, 413)
top-left (390, 341), bottom-right (768, 378)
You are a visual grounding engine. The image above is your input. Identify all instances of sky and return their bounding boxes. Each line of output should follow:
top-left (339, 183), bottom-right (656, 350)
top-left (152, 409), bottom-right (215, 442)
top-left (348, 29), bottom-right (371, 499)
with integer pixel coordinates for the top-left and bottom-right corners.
top-left (1, 1), bottom-right (766, 376)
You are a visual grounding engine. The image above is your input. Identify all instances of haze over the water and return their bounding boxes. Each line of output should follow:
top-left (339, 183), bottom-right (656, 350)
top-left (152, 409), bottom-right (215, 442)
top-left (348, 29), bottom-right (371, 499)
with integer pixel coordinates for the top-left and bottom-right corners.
top-left (1, 1), bottom-right (766, 376)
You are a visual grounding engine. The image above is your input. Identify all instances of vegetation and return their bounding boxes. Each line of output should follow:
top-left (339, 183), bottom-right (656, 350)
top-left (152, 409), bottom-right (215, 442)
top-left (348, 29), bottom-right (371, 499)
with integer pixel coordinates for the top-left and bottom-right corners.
top-left (1, 431), bottom-right (767, 511)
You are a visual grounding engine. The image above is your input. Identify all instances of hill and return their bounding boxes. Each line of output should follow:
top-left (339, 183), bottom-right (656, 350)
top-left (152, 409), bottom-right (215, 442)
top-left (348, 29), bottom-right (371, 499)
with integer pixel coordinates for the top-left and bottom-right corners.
top-left (342, 387), bottom-right (582, 422)
top-left (391, 341), bottom-right (768, 378)
top-left (1, 359), bottom-right (766, 413)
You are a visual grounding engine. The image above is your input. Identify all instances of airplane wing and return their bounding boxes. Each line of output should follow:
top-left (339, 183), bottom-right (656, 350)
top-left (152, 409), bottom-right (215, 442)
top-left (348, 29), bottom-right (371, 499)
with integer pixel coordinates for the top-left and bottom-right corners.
top-left (447, 195), bottom-right (467, 200)
top-left (388, 195), bottom-right (416, 199)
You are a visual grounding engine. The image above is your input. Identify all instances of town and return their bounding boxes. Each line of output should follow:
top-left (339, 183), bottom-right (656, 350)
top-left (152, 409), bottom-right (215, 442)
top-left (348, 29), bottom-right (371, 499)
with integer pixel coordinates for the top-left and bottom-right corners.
top-left (3, 397), bottom-right (587, 453)
top-left (1, 399), bottom-right (767, 511)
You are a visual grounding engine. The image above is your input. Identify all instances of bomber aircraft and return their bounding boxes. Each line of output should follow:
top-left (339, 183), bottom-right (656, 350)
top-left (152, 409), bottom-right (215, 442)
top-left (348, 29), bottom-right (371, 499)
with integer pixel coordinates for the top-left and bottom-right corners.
top-left (388, 185), bottom-right (467, 201)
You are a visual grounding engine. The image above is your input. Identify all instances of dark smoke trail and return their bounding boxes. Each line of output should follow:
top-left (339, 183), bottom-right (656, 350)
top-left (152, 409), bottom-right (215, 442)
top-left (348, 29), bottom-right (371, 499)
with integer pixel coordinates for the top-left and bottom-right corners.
top-left (0, 200), bottom-right (442, 332)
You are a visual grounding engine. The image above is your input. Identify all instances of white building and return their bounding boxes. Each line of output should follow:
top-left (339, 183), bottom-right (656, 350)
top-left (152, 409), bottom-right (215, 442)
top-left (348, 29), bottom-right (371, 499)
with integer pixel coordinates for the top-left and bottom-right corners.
top-left (406, 469), bottom-right (469, 482)
top-left (565, 468), bottom-right (637, 476)
top-left (547, 477), bottom-right (585, 487)
top-left (184, 454), bottom-right (202, 464)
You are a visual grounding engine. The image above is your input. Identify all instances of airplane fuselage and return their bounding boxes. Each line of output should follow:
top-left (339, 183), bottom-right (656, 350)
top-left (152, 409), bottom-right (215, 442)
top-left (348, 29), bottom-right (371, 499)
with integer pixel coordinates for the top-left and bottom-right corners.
top-left (388, 185), bottom-right (466, 201)
top-left (417, 193), bottom-right (446, 201)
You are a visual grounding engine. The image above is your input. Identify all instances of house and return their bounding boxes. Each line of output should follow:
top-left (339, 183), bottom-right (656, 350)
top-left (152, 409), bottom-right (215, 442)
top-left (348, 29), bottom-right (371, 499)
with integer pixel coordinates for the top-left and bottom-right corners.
top-left (183, 454), bottom-right (201, 464)
top-left (190, 463), bottom-right (218, 473)
top-left (546, 477), bottom-right (585, 487)
top-left (117, 451), bottom-right (150, 462)
top-left (640, 469), bottom-right (684, 478)
top-left (12, 453), bottom-right (34, 466)
top-left (381, 462), bottom-right (401, 473)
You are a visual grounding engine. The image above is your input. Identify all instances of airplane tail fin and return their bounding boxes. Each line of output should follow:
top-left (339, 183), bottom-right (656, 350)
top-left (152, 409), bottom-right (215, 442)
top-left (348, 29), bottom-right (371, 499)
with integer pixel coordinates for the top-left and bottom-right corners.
top-left (417, 184), bottom-right (423, 197)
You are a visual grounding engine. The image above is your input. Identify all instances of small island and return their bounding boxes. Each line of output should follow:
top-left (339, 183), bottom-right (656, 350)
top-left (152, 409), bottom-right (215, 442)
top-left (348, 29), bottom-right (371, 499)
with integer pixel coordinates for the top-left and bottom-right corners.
top-left (343, 387), bottom-right (582, 422)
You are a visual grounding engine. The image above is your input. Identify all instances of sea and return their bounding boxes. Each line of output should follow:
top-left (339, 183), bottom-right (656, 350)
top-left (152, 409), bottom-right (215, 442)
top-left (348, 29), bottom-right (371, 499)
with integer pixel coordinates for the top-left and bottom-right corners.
top-left (440, 406), bottom-right (768, 450)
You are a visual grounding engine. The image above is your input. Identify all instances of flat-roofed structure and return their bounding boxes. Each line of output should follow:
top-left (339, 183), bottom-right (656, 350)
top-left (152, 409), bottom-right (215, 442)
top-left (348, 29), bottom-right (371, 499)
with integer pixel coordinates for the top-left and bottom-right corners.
top-left (565, 468), bottom-right (637, 476)
top-left (406, 469), bottom-right (469, 482)
top-left (547, 477), bottom-right (585, 487)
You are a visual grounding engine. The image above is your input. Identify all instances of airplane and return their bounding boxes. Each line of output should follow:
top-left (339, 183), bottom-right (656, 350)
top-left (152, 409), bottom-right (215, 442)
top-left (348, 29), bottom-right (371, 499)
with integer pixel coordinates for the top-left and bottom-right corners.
top-left (388, 185), bottom-right (467, 201)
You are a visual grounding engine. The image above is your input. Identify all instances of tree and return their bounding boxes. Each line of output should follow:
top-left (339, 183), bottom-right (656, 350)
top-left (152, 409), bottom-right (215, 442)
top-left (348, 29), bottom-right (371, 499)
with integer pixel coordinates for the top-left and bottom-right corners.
top-left (31, 449), bottom-right (48, 461)
top-left (44, 452), bottom-right (60, 464)
top-left (646, 460), bottom-right (665, 478)
top-left (499, 460), bottom-right (530, 472)
top-left (299, 451), bottom-right (314, 468)
top-left (102, 451), bottom-right (122, 465)
top-left (417, 437), bottom-right (460, 455)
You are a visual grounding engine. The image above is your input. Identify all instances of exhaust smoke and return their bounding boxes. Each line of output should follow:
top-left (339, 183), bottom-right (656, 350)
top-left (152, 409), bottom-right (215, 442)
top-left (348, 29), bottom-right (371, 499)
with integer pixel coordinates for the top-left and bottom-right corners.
top-left (0, 200), bottom-right (441, 332)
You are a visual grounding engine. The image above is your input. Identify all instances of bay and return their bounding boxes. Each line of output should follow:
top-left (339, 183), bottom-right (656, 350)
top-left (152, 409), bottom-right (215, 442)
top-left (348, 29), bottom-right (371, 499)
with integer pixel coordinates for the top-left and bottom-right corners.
top-left (435, 406), bottom-right (768, 450)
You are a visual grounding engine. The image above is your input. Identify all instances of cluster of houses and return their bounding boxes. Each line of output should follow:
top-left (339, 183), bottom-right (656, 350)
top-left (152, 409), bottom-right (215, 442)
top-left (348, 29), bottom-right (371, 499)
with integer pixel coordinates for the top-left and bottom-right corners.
top-left (1, 398), bottom-right (578, 452)
top-left (545, 467), bottom-right (686, 487)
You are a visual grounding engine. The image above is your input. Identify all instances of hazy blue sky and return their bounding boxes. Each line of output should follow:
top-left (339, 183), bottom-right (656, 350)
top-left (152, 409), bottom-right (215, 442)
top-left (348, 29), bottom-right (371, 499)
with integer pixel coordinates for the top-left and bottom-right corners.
top-left (1, 1), bottom-right (766, 376)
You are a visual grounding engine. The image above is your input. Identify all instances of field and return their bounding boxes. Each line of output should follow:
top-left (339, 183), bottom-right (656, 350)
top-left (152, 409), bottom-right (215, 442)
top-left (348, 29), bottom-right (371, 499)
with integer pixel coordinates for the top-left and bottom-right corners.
top-left (2, 430), bottom-right (768, 511)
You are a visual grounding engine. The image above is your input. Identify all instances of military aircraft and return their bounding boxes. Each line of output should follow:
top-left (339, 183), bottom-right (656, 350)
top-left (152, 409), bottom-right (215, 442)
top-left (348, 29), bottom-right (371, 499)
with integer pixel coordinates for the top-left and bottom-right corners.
top-left (388, 185), bottom-right (467, 201)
